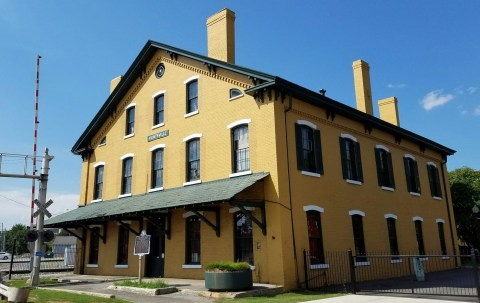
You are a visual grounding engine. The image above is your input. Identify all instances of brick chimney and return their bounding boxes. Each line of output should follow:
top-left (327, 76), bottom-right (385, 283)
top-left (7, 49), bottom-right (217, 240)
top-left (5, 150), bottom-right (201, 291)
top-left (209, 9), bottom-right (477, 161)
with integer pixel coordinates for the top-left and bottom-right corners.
top-left (378, 97), bottom-right (400, 126)
top-left (110, 75), bottom-right (122, 94)
top-left (206, 8), bottom-right (235, 63)
top-left (352, 60), bottom-right (373, 115)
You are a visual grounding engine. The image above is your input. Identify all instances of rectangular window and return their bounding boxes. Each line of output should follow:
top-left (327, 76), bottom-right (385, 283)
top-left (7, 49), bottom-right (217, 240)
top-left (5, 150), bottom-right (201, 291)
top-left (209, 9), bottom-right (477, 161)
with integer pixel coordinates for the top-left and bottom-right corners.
top-left (88, 227), bottom-right (100, 265)
top-left (185, 216), bottom-right (200, 264)
top-left (351, 215), bottom-right (367, 262)
top-left (404, 157), bottom-right (421, 194)
top-left (295, 124), bottom-right (324, 174)
top-left (234, 212), bottom-right (254, 265)
top-left (375, 148), bottom-right (395, 188)
top-left (154, 94), bottom-right (164, 126)
top-left (125, 107), bottom-right (135, 136)
top-left (437, 222), bottom-right (447, 255)
top-left (117, 225), bottom-right (129, 265)
top-left (121, 157), bottom-right (133, 194)
top-left (187, 80), bottom-right (198, 114)
top-left (340, 137), bottom-right (363, 182)
top-left (427, 164), bottom-right (442, 198)
top-left (386, 218), bottom-right (400, 258)
top-left (232, 125), bottom-right (250, 173)
top-left (414, 220), bottom-right (426, 255)
top-left (187, 139), bottom-right (200, 181)
top-left (151, 149), bottom-right (164, 189)
top-left (93, 165), bottom-right (104, 200)
top-left (307, 211), bottom-right (325, 264)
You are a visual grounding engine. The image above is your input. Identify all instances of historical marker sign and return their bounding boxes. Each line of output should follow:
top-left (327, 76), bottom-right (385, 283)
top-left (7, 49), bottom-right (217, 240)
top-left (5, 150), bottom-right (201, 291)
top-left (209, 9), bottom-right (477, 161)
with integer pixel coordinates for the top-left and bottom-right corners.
top-left (134, 234), bottom-right (151, 256)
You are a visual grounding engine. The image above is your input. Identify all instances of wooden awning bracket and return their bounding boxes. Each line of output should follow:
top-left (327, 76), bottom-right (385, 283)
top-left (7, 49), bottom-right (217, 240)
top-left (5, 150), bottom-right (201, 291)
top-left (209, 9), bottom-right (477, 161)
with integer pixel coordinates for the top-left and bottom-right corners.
top-left (117, 219), bottom-right (142, 236)
top-left (191, 209), bottom-right (220, 237)
top-left (63, 228), bottom-right (84, 242)
top-left (82, 223), bottom-right (107, 244)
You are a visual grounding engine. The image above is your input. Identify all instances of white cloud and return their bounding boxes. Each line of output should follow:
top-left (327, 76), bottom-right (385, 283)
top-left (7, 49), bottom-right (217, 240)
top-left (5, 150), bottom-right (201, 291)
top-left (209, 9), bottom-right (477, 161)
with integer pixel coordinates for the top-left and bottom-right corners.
top-left (474, 106), bottom-right (480, 116)
top-left (0, 189), bottom-right (79, 229)
top-left (387, 83), bottom-right (407, 89)
top-left (467, 86), bottom-right (478, 94)
top-left (421, 90), bottom-right (454, 111)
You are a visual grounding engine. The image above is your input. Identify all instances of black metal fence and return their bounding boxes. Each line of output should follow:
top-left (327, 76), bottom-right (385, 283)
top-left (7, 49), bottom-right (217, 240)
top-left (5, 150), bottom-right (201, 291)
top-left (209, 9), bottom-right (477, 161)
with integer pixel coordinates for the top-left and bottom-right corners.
top-left (0, 247), bottom-right (78, 278)
top-left (303, 250), bottom-right (480, 300)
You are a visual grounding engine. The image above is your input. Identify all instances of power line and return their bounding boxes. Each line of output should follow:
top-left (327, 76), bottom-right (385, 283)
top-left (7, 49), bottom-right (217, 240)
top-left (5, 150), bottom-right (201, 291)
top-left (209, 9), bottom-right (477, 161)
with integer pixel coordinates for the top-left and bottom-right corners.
top-left (0, 194), bottom-right (30, 208)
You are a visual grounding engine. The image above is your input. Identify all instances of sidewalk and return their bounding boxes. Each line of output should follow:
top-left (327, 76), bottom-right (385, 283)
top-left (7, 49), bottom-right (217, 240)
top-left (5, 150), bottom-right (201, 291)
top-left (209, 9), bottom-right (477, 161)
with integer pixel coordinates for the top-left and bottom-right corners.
top-left (305, 294), bottom-right (476, 303)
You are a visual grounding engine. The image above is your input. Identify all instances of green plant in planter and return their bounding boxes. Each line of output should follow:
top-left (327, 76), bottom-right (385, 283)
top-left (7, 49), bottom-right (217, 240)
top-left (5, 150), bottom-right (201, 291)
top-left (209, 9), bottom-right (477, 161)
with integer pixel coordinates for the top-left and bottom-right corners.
top-left (205, 261), bottom-right (253, 291)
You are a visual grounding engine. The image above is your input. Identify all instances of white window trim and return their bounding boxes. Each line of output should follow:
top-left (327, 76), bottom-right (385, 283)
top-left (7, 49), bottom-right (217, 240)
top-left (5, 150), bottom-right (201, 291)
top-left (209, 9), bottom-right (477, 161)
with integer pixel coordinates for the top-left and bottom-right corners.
top-left (442, 256), bottom-right (450, 260)
top-left (149, 144), bottom-right (166, 152)
top-left (91, 199), bottom-right (102, 203)
top-left (433, 196), bottom-right (442, 201)
top-left (384, 213), bottom-right (398, 220)
top-left (412, 216), bottom-right (423, 222)
top-left (123, 133), bottom-right (135, 139)
top-left (375, 144), bottom-right (390, 152)
top-left (229, 93), bottom-right (244, 102)
top-left (296, 119), bottom-right (317, 129)
top-left (183, 211), bottom-right (203, 218)
top-left (184, 110), bottom-right (199, 118)
top-left (86, 264), bottom-right (98, 268)
top-left (419, 257), bottom-right (428, 261)
top-left (183, 133), bottom-right (203, 142)
top-left (410, 192), bottom-right (421, 197)
top-left (120, 153), bottom-right (134, 160)
top-left (227, 118), bottom-right (252, 129)
top-left (381, 186), bottom-right (395, 192)
top-left (118, 193), bottom-right (132, 199)
top-left (229, 170), bottom-right (252, 178)
top-left (347, 179), bottom-right (362, 186)
top-left (183, 180), bottom-right (202, 186)
top-left (229, 207), bottom-right (255, 213)
top-left (390, 259), bottom-right (403, 264)
top-left (404, 154), bottom-right (416, 160)
top-left (152, 123), bottom-right (165, 130)
top-left (349, 210), bottom-right (365, 216)
top-left (114, 265), bottom-right (128, 269)
top-left (182, 264), bottom-right (202, 269)
top-left (148, 187), bottom-right (164, 193)
top-left (427, 161), bottom-right (437, 167)
top-left (125, 103), bottom-right (136, 110)
top-left (436, 218), bottom-right (445, 224)
top-left (152, 90), bottom-right (166, 98)
top-left (94, 162), bottom-right (106, 168)
top-left (303, 205), bottom-right (324, 213)
top-left (355, 261), bottom-right (370, 266)
top-left (341, 133), bottom-right (358, 142)
top-left (302, 171), bottom-right (321, 178)
top-left (183, 75), bottom-right (199, 84)
top-left (310, 263), bottom-right (330, 269)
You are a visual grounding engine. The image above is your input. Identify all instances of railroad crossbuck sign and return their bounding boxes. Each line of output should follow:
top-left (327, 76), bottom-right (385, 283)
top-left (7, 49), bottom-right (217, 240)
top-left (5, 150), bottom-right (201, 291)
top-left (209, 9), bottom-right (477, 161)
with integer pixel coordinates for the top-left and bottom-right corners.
top-left (33, 199), bottom-right (53, 218)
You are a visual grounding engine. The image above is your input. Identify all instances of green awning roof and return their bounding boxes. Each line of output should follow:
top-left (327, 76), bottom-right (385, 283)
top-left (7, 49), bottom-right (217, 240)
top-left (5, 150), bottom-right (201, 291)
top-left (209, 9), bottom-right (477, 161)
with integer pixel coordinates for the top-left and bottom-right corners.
top-left (45, 172), bottom-right (269, 227)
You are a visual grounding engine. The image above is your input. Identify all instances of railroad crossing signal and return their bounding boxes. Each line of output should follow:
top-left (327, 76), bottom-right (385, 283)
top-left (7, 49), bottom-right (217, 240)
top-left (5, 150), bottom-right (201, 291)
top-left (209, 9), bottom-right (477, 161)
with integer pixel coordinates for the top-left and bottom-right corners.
top-left (33, 199), bottom-right (53, 218)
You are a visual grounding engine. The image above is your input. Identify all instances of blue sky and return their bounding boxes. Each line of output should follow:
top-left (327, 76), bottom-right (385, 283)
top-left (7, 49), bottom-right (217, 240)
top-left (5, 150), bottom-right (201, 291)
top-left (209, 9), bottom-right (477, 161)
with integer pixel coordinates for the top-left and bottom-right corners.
top-left (0, 1), bottom-right (478, 229)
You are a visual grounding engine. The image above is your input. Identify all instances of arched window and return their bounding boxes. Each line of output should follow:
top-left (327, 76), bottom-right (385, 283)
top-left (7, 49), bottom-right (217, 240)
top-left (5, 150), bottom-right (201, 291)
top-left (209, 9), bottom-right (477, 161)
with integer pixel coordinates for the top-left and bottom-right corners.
top-left (187, 139), bottom-right (200, 181)
top-left (232, 125), bottom-right (250, 173)
top-left (151, 149), bottom-right (164, 189)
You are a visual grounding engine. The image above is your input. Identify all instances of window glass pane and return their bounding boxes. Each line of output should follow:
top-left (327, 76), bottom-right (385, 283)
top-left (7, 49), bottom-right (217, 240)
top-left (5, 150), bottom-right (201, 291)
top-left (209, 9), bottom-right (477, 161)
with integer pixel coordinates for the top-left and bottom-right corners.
top-left (94, 166), bottom-right (104, 200)
top-left (233, 126), bottom-right (250, 172)
top-left (117, 225), bottom-right (129, 265)
top-left (438, 222), bottom-right (447, 255)
top-left (152, 149), bottom-right (163, 188)
top-left (187, 81), bottom-right (198, 113)
top-left (122, 158), bottom-right (132, 194)
top-left (234, 212), bottom-right (254, 264)
top-left (88, 227), bottom-right (100, 264)
top-left (301, 127), bottom-right (315, 172)
top-left (230, 88), bottom-right (242, 98)
top-left (186, 216), bottom-right (200, 263)
top-left (307, 211), bottom-right (325, 264)
top-left (387, 218), bottom-right (399, 257)
top-left (187, 139), bottom-right (200, 181)
top-left (126, 107), bottom-right (135, 135)
top-left (352, 214), bottom-right (366, 261)
top-left (154, 95), bottom-right (164, 125)
top-left (415, 220), bottom-right (426, 255)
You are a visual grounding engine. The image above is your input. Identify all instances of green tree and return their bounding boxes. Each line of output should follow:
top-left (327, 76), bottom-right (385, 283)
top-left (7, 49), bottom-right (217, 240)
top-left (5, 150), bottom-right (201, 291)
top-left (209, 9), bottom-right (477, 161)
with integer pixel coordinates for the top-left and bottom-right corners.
top-left (6, 224), bottom-right (29, 255)
top-left (449, 167), bottom-right (480, 250)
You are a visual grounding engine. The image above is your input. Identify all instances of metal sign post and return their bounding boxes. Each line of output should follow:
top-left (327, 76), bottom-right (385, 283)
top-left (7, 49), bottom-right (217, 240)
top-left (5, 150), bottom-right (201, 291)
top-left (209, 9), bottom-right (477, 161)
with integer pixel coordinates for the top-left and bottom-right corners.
top-left (134, 230), bottom-right (151, 284)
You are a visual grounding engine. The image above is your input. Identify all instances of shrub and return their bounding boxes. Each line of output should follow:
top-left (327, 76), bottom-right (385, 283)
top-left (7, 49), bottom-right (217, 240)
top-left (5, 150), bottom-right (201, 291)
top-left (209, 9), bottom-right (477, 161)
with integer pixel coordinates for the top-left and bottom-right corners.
top-left (205, 261), bottom-right (251, 272)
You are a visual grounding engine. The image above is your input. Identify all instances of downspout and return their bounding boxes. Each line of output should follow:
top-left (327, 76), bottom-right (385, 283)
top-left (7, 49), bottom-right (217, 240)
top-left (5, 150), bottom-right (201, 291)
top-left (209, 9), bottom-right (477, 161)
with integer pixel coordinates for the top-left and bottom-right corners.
top-left (283, 91), bottom-right (300, 287)
top-left (440, 156), bottom-right (458, 266)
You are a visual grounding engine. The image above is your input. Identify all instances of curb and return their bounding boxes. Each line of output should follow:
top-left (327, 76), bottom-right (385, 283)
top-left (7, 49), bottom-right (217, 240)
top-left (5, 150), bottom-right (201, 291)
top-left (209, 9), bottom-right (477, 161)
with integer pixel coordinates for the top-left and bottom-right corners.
top-left (107, 285), bottom-right (178, 296)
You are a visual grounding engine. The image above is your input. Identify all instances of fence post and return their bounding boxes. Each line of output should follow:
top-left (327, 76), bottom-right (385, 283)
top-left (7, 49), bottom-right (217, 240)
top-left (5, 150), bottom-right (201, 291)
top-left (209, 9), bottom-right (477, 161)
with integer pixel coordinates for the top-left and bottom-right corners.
top-left (471, 249), bottom-right (480, 303)
top-left (348, 249), bottom-right (357, 294)
top-left (303, 250), bottom-right (309, 289)
top-left (8, 239), bottom-right (16, 280)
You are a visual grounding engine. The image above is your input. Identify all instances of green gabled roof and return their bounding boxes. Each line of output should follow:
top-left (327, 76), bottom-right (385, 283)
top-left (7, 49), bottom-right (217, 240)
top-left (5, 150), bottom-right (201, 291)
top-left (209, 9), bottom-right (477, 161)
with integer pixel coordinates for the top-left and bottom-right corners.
top-left (71, 41), bottom-right (275, 155)
top-left (45, 172), bottom-right (269, 227)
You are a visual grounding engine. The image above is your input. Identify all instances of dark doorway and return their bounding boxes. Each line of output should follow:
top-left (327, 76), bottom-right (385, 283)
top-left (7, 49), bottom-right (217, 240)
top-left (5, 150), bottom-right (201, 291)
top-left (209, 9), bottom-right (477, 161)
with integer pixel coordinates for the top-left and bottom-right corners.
top-left (145, 217), bottom-right (165, 277)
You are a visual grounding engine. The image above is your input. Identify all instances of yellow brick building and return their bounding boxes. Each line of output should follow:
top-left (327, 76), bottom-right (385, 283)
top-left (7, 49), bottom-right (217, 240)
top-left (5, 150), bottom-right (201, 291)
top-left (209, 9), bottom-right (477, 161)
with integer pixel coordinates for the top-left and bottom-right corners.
top-left (46, 8), bottom-right (457, 290)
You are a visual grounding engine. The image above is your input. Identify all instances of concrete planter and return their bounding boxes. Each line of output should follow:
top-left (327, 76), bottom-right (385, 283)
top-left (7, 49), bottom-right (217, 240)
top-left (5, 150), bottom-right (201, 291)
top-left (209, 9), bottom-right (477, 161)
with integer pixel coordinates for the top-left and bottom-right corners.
top-left (7, 287), bottom-right (30, 303)
top-left (205, 270), bottom-right (252, 291)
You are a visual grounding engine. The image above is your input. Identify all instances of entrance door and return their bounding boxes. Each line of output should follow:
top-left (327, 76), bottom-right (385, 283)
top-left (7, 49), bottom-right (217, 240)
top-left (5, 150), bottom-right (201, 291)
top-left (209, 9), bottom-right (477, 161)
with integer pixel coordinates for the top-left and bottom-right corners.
top-left (145, 217), bottom-right (165, 277)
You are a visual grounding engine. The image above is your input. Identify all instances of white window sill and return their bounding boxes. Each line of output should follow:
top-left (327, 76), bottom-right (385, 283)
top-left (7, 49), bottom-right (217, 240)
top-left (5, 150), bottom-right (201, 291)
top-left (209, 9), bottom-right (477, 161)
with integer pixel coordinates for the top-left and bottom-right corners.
top-left (381, 186), bottom-right (395, 192)
top-left (433, 196), bottom-right (442, 201)
top-left (310, 263), bottom-right (330, 269)
top-left (355, 262), bottom-right (370, 266)
top-left (183, 180), bottom-right (202, 186)
top-left (417, 257), bottom-right (428, 261)
top-left (118, 193), bottom-right (132, 199)
top-left (184, 111), bottom-right (199, 118)
top-left (442, 256), bottom-right (450, 260)
top-left (152, 123), bottom-right (165, 130)
top-left (148, 187), bottom-right (164, 193)
top-left (91, 199), bottom-right (102, 203)
top-left (410, 192), bottom-right (421, 197)
top-left (182, 264), bottom-right (202, 269)
top-left (230, 170), bottom-right (252, 178)
top-left (98, 143), bottom-right (106, 147)
top-left (124, 133), bottom-right (135, 139)
top-left (347, 179), bottom-right (362, 186)
top-left (250, 265), bottom-right (256, 270)
top-left (390, 259), bottom-right (402, 264)
top-left (302, 171), bottom-right (321, 178)
top-left (86, 264), bottom-right (98, 268)
top-left (114, 265), bottom-right (128, 269)
top-left (228, 94), bottom-right (244, 102)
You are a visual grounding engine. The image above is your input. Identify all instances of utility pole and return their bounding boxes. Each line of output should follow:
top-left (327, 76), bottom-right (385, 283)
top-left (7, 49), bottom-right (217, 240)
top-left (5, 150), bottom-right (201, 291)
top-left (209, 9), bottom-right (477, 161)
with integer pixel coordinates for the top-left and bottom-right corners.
top-left (1, 223), bottom-right (5, 251)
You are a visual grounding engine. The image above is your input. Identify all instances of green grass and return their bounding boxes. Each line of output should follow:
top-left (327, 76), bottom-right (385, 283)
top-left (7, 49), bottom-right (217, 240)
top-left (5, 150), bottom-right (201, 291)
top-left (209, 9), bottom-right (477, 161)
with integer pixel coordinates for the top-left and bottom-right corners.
top-left (214, 291), bottom-right (343, 303)
top-left (113, 279), bottom-right (169, 289)
top-left (28, 289), bottom-right (130, 303)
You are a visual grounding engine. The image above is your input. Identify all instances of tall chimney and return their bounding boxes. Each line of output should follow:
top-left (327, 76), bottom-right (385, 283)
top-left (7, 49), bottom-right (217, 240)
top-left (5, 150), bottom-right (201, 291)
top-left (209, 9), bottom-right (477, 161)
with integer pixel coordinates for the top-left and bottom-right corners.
top-left (378, 97), bottom-right (400, 126)
top-left (110, 75), bottom-right (122, 94)
top-left (352, 60), bottom-right (373, 115)
top-left (206, 8), bottom-right (235, 63)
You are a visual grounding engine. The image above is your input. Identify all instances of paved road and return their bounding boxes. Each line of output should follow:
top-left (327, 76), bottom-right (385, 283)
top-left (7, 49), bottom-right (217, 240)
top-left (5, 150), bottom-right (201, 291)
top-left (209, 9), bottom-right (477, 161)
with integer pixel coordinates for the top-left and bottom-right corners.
top-left (305, 294), bottom-right (475, 303)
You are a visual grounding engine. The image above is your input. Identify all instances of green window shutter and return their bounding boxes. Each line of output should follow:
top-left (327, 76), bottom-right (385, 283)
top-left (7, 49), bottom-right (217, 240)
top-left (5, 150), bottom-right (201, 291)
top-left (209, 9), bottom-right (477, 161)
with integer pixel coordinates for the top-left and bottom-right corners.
top-left (413, 160), bottom-right (421, 193)
top-left (387, 152), bottom-right (395, 189)
top-left (313, 130), bottom-right (324, 175)
top-left (354, 142), bottom-right (363, 182)
top-left (374, 148), bottom-right (383, 186)
top-left (295, 124), bottom-right (303, 171)
top-left (435, 166), bottom-right (442, 198)
top-left (339, 138), bottom-right (348, 180)
top-left (404, 157), bottom-right (412, 192)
